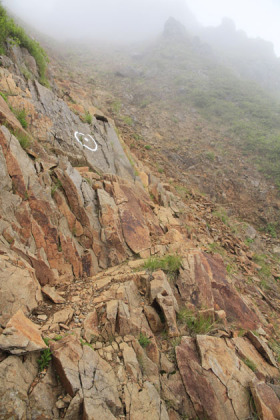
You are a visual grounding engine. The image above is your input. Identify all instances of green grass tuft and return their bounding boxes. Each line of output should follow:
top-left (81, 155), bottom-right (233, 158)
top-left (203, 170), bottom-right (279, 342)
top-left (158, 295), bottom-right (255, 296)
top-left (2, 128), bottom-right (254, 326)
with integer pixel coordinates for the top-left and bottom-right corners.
top-left (13, 108), bottom-right (28, 128)
top-left (51, 179), bottom-right (62, 197)
top-left (177, 308), bottom-right (215, 336)
top-left (0, 92), bottom-right (7, 102)
top-left (143, 254), bottom-right (182, 276)
top-left (138, 332), bottom-right (151, 348)
top-left (14, 130), bottom-right (31, 150)
top-left (83, 111), bottom-right (93, 124)
top-left (243, 357), bottom-right (257, 372)
top-left (37, 347), bottom-right (52, 372)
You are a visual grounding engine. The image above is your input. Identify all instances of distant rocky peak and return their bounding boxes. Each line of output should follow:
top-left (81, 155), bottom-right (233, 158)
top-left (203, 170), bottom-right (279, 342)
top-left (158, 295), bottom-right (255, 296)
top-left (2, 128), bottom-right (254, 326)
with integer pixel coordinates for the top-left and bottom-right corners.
top-left (163, 17), bottom-right (187, 40)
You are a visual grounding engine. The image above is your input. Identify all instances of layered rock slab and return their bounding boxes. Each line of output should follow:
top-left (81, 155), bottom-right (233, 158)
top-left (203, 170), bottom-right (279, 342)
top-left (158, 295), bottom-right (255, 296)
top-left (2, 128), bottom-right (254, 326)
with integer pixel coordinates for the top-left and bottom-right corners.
top-left (177, 250), bottom-right (260, 329)
top-left (50, 335), bottom-right (122, 418)
top-left (0, 309), bottom-right (46, 355)
top-left (0, 251), bottom-right (42, 326)
top-left (176, 335), bottom-right (280, 420)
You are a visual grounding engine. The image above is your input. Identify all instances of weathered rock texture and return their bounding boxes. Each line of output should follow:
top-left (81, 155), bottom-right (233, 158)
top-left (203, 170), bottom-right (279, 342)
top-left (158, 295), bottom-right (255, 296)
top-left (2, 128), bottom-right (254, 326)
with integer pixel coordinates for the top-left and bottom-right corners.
top-left (0, 42), bottom-right (279, 420)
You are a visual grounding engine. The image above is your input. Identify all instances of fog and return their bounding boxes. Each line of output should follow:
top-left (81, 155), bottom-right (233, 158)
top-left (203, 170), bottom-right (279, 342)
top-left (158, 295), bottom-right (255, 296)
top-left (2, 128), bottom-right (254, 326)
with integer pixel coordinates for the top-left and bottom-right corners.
top-left (2, 0), bottom-right (280, 56)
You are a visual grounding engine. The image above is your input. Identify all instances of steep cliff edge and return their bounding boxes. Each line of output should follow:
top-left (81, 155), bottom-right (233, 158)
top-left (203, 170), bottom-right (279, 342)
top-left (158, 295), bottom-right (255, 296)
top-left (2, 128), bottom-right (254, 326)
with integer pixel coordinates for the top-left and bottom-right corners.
top-left (1, 29), bottom-right (280, 420)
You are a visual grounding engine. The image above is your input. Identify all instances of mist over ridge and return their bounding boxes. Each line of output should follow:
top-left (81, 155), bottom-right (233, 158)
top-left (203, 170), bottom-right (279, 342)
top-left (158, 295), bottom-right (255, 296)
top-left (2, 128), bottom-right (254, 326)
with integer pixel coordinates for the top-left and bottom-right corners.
top-left (2, 0), bottom-right (280, 57)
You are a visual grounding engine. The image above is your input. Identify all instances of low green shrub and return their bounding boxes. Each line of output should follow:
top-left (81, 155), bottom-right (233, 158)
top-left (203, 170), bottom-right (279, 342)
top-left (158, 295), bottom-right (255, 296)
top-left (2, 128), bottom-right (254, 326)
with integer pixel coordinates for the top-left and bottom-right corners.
top-left (37, 347), bottom-right (52, 372)
top-left (138, 332), bottom-right (151, 348)
top-left (13, 108), bottom-right (28, 128)
top-left (83, 111), bottom-right (92, 124)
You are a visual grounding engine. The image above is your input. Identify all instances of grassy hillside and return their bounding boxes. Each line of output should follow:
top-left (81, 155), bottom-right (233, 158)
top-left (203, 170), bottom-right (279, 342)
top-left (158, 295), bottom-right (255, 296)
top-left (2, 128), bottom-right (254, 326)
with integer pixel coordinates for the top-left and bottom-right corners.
top-left (112, 35), bottom-right (280, 189)
top-left (0, 4), bottom-right (48, 85)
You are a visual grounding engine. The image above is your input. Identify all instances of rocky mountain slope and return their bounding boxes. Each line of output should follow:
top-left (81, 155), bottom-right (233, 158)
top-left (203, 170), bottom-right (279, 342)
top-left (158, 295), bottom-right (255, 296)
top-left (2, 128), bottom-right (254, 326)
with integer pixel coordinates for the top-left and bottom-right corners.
top-left (1, 13), bottom-right (280, 420)
top-left (52, 18), bottom-right (280, 237)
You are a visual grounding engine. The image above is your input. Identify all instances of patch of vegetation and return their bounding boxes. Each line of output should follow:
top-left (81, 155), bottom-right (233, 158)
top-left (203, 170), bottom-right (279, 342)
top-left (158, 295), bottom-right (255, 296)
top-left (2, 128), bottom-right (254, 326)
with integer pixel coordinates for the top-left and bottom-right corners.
top-left (0, 91), bottom-right (7, 102)
top-left (177, 308), bottom-right (215, 336)
top-left (238, 328), bottom-right (246, 337)
top-left (0, 5), bottom-right (49, 86)
top-left (83, 111), bottom-right (93, 124)
top-left (12, 108), bottom-right (28, 128)
top-left (132, 133), bottom-right (142, 141)
top-left (264, 223), bottom-right (278, 238)
top-left (80, 338), bottom-right (94, 349)
top-left (51, 179), bottom-right (62, 197)
top-left (207, 242), bottom-right (226, 257)
top-left (252, 253), bottom-right (271, 289)
top-left (37, 347), bottom-right (52, 372)
top-left (138, 332), bottom-right (151, 348)
top-left (168, 337), bottom-right (181, 366)
top-left (245, 237), bottom-right (254, 246)
top-left (242, 357), bottom-right (257, 372)
top-left (112, 100), bottom-right (121, 114)
top-left (144, 144), bottom-right (152, 150)
top-left (268, 339), bottom-right (280, 363)
top-left (121, 115), bottom-right (133, 126)
top-left (143, 254), bottom-right (182, 277)
top-left (53, 335), bottom-right (63, 341)
top-left (156, 163), bottom-right (164, 174)
top-left (175, 184), bottom-right (190, 198)
top-left (205, 151), bottom-right (215, 161)
top-left (14, 130), bottom-right (31, 150)
top-left (212, 207), bottom-right (229, 225)
top-left (20, 66), bottom-right (32, 80)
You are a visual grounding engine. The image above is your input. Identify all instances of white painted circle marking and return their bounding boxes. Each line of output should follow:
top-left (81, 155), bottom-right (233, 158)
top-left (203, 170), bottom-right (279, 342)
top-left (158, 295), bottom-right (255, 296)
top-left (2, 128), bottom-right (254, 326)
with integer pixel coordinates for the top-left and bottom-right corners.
top-left (74, 131), bottom-right (98, 152)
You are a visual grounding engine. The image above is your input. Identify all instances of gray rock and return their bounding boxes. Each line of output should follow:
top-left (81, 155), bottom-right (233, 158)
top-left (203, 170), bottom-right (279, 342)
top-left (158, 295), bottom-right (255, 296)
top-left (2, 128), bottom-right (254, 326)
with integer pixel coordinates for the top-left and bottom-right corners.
top-left (0, 354), bottom-right (37, 419)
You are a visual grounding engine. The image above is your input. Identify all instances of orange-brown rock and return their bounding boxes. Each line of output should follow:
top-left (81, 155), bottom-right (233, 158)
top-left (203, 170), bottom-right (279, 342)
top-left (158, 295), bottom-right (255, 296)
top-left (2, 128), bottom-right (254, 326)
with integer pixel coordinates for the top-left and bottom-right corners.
top-left (177, 250), bottom-right (260, 329)
top-left (250, 381), bottom-right (280, 420)
top-left (0, 309), bottom-right (47, 355)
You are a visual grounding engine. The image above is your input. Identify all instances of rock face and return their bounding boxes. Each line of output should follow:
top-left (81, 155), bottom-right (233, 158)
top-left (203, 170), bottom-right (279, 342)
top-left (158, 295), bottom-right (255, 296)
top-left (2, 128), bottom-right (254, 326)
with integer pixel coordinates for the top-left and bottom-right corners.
top-left (0, 250), bottom-right (42, 326)
top-left (176, 335), bottom-right (280, 420)
top-left (51, 336), bottom-right (122, 417)
top-left (0, 309), bottom-right (47, 355)
top-left (0, 40), bottom-right (280, 420)
top-left (177, 251), bottom-right (260, 329)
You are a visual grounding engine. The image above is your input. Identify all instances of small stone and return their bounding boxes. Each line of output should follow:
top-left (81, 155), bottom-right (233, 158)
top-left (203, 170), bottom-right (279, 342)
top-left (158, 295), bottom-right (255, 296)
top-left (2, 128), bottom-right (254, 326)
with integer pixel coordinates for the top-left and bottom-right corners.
top-left (112, 342), bottom-right (118, 351)
top-left (59, 323), bottom-right (70, 330)
top-left (124, 335), bottom-right (134, 342)
top-left (42, 285), bottom-right (66, 304)
top-left (63, 394), bottom-right (72, 404)
top-left (56, 399), bottom-right (67, 409)
top-left (37, 314), bottom-right (48, 321)
top-left (95, 342), bottom-right (102, 349)
top-left (106, 352), bottom-right (113, 361)
top-left (119, 343), bottom-right (126, 350)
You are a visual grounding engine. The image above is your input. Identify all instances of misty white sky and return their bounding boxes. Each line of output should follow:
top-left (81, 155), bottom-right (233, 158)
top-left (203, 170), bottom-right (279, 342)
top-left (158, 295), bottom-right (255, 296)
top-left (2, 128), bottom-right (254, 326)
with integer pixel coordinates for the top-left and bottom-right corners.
top-left (2, 0), bottom-right (280, 56)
